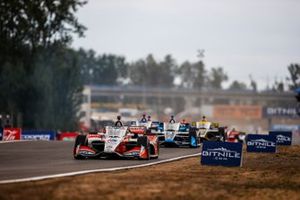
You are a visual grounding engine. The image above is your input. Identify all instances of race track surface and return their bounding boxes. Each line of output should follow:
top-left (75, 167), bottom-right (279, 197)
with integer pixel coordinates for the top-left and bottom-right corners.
top-left (0, 141), bottom-right (201, 181)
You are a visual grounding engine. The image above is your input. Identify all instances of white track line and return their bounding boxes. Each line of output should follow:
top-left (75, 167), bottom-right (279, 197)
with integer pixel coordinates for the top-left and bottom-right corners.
top-left (0, 140), bottom-right (30, 144)
top-left (0, 153), bottom-right (201, 184)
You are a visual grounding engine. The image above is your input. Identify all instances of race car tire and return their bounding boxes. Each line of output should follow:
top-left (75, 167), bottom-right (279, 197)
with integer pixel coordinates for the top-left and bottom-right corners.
top-left (206, 132), bottom-right (217, 141)
top-left (151, 138), bottom-right (159, 159)
top-left (73, 135), bottom-right (87, 159)
top-left (137, 136), bottom-right (150, 160)
top-left (189, 130), bottom-right (199, 148)
top-left (218, 127), bottom-right (226, 142)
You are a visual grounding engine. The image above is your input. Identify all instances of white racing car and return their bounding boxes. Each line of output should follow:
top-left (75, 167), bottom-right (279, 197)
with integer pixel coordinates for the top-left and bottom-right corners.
top-left (73, 126), bottom-right (159, 160)
top-left (156, 122), bottom-right (200, 148)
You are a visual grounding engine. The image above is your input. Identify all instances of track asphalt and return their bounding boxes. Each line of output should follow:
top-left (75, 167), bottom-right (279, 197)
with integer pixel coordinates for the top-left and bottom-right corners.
top-left (0, 141), bottom-right (201, 182)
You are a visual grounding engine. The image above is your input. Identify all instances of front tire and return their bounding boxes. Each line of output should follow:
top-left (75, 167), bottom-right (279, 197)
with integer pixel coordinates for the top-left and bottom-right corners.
top-left (73, 135), bottom-right (87, 159)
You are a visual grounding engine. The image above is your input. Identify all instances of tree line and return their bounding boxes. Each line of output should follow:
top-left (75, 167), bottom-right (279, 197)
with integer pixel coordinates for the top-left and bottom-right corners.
top-left (78, 51), bottom-right (250, 91)
top-left (0, 1), bottom-right (299, 130)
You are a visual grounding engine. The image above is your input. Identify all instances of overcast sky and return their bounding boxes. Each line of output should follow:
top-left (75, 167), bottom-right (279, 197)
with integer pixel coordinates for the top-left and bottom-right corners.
top-left (72, 0), bottom-right (300, 90)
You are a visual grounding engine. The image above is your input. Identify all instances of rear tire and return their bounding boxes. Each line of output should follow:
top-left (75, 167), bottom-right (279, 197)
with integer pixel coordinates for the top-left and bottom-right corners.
top-left (73, 135), bottom-right (87, 159)
top-left (218, 127), bottom-right (226, 142)
top-left (137, 136), bottom-right (150, 160)
top-left (152, 138), bottom-right (159, 159)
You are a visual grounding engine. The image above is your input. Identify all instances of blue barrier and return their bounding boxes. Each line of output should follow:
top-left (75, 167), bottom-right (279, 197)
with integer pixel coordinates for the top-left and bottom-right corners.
top-left (0, 128), bottom-right (2, 141)
top-left (246, 134), bottom-right (276, 153)
top-left (271, 124), bottom-right (299, 131)
top-left (269, 131), bottom-right (292, 146)
top-left (201, 141), bottom-right (243, 167)
top-left (22, 130), bottom-right (56, 141)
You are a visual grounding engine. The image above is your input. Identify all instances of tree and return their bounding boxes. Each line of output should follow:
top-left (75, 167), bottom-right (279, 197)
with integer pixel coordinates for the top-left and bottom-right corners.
top-left (229, 80), bottom-right (248, 91)
top-left (0, 0), bottom-right (86, 128)
top-left (158, 55), bottom-right (176, 87)
top-left (208, 67), bottom-right (228, 89)
top-left (179, 61), bottom-right (206, 89)
top-left (31, 45), bottom-right (83, 130)
top-left (287, 63), bottom-right (300, 90)
top-left (249, 75), bottom-right (257, 92)
top-left (91, 54), bottom-right (128, 85)
top-left (129, 54), bottom-right (176, 87)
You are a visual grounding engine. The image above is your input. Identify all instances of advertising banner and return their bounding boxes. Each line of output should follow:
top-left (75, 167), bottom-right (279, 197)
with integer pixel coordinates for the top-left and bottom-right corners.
top-left (0, 128), bottom-right (3, 141)
top-left (271, 124), bottom-right (299, 131)
top-left (57, 132), bottom-right (79, 141)
top-left (22, 130), bottom-right (56, 141)
top-left (246, 134), bottom-right (276, 153)
top-left (263, 106), bottom-right (298, 118)
top-left (201, 141), bottom-right (243, 167)
top-left (213, 105), bottom-right (262, 120)
top-left (269, 131), bottom-right (292, 146)
top-left (3, 128), bottom-right (21, 141)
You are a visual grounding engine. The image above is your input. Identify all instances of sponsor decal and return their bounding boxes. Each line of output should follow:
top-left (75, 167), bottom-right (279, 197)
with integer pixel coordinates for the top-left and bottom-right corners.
top-left (269, 131), bottom-right (292, 146)
top-left (124, 150), bottom-right (139, 156)
top-left (3, 128), bottom-right (21, 141)
top-left (201, 141), bottom-right (243, 167)
top-left (246, 134), bottom-right (276, 153)
top-left (79, 150), bottom-right (95, 156)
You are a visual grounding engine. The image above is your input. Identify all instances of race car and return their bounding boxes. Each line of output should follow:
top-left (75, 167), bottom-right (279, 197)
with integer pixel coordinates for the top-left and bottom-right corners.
top-left (190, 121), bottom-right (226, 142)
top-left (226, 128), bottom-right (246, 143)
top-left (73, 126), bottom-right (159, 160)
top-left (156, 122), bottom-right (200, 148)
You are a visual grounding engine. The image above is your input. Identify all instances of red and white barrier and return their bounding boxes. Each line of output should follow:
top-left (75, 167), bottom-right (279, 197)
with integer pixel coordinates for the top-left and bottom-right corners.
top-left (3, 128), bottom-right (21, 141)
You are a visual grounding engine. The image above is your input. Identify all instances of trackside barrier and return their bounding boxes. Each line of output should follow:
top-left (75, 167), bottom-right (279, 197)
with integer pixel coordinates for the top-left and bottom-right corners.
top-left (201, 141), bottom-right (243, 167)
top-left (3, 128), bottom-right (21, 141)
top-left (57, 132), bottom-right (79, 141)
top-left (269, 131), bottom-right (292, 146)
top-left (246, 134), bottom-right (276, 153)
top-left (22, 130), bottom-right (56, 141)
top-left (0, 128), bottom-right (2, 141)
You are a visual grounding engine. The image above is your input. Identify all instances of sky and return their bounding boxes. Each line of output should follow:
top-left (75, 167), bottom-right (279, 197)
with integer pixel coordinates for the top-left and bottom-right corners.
top-left (72, 0), bottom-right (300, 90)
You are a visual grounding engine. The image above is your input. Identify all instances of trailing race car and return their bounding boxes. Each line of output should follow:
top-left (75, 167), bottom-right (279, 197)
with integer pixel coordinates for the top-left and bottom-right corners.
top-left (190, 121), bottom-right (226, 142)
top-left (226, 128), bottom-right (246, 143)
top-left (147, 121), bottom-right (164, 133)
top-left (73, 126), bottom-right (159, 160)
top-left (156, 122), bottom-right (200, 148)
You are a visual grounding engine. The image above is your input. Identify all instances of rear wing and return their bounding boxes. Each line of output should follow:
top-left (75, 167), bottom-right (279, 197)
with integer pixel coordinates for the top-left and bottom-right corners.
top-left (128, 126), bottom-right (146, 135)
top-left (195, 122), bottom-right (211, 129)
top-left (105, 126), bottom-right (128, 137)
top-left (164, 123), bottom-right (180, 131)
top-left (138, 121), bottom-right (152, 129)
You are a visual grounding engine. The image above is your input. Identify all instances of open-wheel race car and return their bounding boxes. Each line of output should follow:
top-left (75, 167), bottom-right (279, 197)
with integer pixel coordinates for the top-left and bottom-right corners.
top-left (189, 121), bottom-right (226, 142)
top-left (73, 126), bottom-right (159, 160)
top-left (226, 128), bottom-right (246, 143)
top-left (156, 122), bottom-right (200, 148)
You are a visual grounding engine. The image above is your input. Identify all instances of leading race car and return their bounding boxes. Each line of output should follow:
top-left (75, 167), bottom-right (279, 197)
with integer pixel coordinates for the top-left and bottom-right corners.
top-left (156, 122), bottom-right (200, 148)
top-left (73, 126), bottom-right (159, 160)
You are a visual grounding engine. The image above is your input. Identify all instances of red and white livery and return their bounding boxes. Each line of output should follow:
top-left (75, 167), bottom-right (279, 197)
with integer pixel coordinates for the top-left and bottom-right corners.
top-left (73, 126), bottom-right (159, 160)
